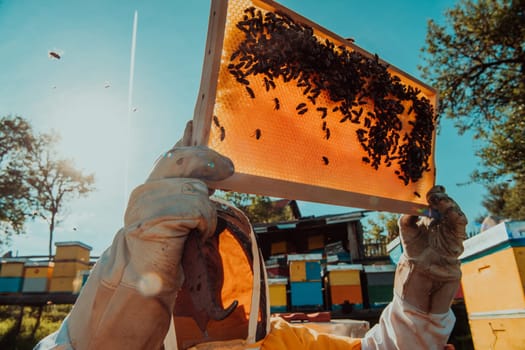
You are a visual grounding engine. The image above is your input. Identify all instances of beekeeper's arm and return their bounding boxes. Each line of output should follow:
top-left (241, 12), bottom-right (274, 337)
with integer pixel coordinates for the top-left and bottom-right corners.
top-left (361, 185), bottom-right (467, 350)
top-left (35, 121), bottom-right (234, 350)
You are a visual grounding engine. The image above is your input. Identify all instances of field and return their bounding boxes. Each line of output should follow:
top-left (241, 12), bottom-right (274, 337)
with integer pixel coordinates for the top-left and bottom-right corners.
top-left (0, 305), bottom-right (71, 350)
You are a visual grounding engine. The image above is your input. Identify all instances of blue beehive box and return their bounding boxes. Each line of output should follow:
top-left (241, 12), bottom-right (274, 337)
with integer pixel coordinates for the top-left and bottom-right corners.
top-left (0, 277), bottom-right (23, 293)
top-left (386, 236), bottom-right (403, 265)
top-left (290, 281), bottom-right (323, 308)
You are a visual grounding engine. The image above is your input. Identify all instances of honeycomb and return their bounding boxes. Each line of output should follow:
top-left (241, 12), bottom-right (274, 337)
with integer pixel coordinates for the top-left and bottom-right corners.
top-left (192, 0), bottom-right (438, 214)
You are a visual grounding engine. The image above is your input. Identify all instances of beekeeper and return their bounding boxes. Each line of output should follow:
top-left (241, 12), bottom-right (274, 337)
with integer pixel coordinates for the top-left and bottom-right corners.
top-left (36, 121), bottom-right (467, 350)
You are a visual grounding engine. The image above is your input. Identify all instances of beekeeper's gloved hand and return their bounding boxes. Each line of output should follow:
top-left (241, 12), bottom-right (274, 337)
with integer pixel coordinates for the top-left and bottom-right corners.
top-left (395, 185), bottom-right (467, 314)
top-left (39, 121), bottom-right (234, 350)
top-left (362, 185), bottom-right (467, 350)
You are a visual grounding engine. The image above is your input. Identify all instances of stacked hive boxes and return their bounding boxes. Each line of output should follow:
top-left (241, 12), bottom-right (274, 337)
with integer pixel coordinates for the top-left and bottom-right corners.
top-left (268, 277), bottom-right (288, 313)
top-left (0, 258), bottom-right (26, 293)
top-left (288, 253), bottom-right (323, 310)
top-left (459, 221), bottom-right (525, 350)
top-left (49, 241), bottom-right (92, 293)
top-left (22, 261), bottom-right (54, 293)
top-left (363, 264), bottom-right (396, 309)
top-left (326, 264), bottom-right (363, 310)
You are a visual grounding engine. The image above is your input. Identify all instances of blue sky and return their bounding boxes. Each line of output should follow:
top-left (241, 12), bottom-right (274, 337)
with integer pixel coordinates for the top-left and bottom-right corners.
top-left (0, 0), bottom-right (485, 256)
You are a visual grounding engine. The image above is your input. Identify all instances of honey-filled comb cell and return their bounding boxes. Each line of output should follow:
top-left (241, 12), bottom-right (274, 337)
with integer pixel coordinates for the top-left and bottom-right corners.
top-left (191, 0), bottom-right (438, 215)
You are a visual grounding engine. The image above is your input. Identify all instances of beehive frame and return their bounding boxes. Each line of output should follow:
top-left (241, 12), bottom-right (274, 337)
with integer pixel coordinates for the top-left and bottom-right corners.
top-left (192, 0), bottom-right (438, 214)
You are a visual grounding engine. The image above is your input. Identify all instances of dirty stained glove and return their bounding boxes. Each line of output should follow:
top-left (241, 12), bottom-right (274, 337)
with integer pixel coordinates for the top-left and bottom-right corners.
top-left (43, 121), bottom-right (234, 350)
top-left (395, 185), bottom-right (467, 314)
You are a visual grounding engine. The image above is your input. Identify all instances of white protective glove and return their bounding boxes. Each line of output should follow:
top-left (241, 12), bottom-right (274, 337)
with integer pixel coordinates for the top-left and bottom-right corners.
top-left (362, 185), bottom-right (467, 350)
top-left (35, 121), bottom-right (234, 350)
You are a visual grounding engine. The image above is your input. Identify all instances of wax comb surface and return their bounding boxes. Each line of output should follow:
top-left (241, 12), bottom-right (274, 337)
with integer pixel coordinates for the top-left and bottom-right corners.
top-left (192, 0), bottom-right (437, 214)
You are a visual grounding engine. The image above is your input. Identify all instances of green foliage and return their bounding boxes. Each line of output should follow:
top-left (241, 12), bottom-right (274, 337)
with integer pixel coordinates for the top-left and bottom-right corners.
top-left (420, 0), bottom-right (525, 219)
top-left (0, 115), bottom-right (96, 253)
top-left (0, 116), bottom-right (36, 241)
top-left (365, 212), bottom-right (400, 241)
top-left (26, 131), bottom-right (96, 256)
top-left (215, 191), bottom-right (295, 223)
top-left (0, 305), bottom-right (71, 350)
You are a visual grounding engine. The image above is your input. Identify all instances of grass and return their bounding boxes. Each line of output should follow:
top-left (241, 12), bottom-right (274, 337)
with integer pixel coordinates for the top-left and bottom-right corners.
top-left (0, 304), bottom-right (71, 350)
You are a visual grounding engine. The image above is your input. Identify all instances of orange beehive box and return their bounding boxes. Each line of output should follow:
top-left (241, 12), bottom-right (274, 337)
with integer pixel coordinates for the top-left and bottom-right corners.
top-left (192, 0), bottom-right (438, 214)
top-left (330, 284), bottom-right (363, 307)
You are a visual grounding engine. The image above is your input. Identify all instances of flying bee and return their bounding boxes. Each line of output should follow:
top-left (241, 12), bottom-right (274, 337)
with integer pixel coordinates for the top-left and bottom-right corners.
top-left (48, 50), bottom-right (62, 59)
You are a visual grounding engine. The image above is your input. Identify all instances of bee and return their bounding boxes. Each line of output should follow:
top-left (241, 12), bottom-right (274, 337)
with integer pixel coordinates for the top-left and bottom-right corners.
top-left (317, 107), bottom-right (328, 119)
top-left (274, 97), bottom-right (280, 110)
top-left (322, 121), bottom-right (326, 131)
top-left (298, 108), bottom-right (308, 115)
top-left (254, 128), bottom-right (262, 140)
top-left (48, 51), bottom-right (61, 59)
top-left (322, 156), bottom-right (329, 165)
top-left (296, 103), bottom-right (306, 110)
top-left (245, 86), bottom-right (255, 98)
top-left (414, 191), bottom-right (421, 198)
top-left (362, 157), bottom-right (370, 164)
top-left (219, 126), bottom-right (226, 141)
top-left (325, 128), bottom-right (331, 140)
top-left (213, 115), bottom-right (221, 127)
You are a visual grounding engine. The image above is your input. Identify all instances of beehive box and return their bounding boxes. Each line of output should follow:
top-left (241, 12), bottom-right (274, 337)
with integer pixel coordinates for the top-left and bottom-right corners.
top-left (290, 280), bottom-right (323, 309)
top-left (1, 259), bottom-right (26, 277)
top-left (54, 241), bottom-right (92, 262)
top-left (268, 277), bottom-right (288, 313)
top-left (327, 264), bottom-right (364, 309)
top-left (49, 276), bottom-right (83, 293)
top-left (364, 264), bottom-right (396, 308)
top-left (0, 277), bottom-right (23, 293)
top-left (467, 311), bottom-right (525, 350)
top-left (22, 261), bottom-right (54, 293)
top-left (459, 221), bottom-right (525, 314)
top-left (52, 261), bottom-right (90, 277)
top-left (386, 236), bottom-right (403, 265)
top-left (192, 0), bottom-right (438, 215)
top-left (288, 253), bottom-right (322, 282)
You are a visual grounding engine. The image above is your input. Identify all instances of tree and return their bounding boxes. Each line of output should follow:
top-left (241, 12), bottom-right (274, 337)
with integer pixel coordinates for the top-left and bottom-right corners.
top-left (0, 116), bottom-right (36, 244)
top-left (365, 212), bottom-right (400, 242)
top-left (26, 132), bottom-right (95, 257)
top-left (215, 191), bottom-right (295, 223)
top-left (420, 0), bottom-right (525, 218)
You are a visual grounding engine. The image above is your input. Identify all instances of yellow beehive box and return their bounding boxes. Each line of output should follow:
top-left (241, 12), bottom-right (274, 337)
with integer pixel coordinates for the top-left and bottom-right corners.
top-left (24, 261), bottom-right (54, 279)
top-left (268, 278), bottom-right (288, 310)
top-left (1, 259), bottom-right (27, 277)
top-left (52, 261), bottom-right (90, 278)
top-left (192, 0), bottom-right (438, 215)
top-left (49, 276), bottom-right (83, 293)
top-left (327, 264), bottom-right (363, 286)
top-left (468, 311), bottom-right (525, 350)
top-left (54, 241), bottom-right (92, 262)
top-left (459, 221), bottom-right (525, 314)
